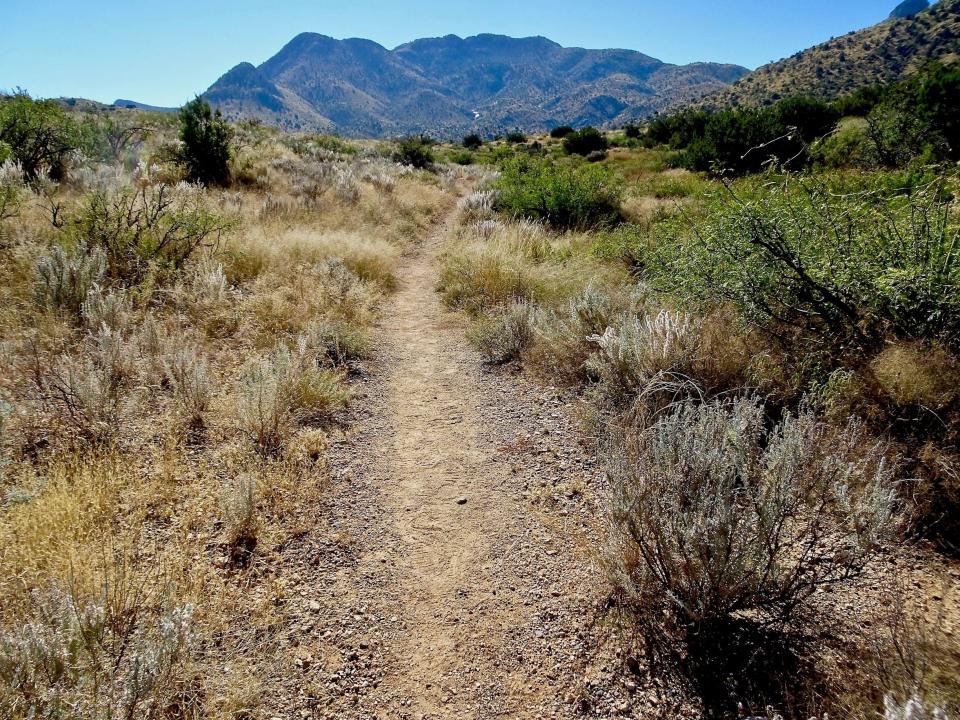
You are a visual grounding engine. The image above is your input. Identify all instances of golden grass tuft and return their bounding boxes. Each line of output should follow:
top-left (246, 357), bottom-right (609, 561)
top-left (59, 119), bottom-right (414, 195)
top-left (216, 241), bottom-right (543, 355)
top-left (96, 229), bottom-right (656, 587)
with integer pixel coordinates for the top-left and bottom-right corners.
top-left (872, 342), bottom-right (960, 409)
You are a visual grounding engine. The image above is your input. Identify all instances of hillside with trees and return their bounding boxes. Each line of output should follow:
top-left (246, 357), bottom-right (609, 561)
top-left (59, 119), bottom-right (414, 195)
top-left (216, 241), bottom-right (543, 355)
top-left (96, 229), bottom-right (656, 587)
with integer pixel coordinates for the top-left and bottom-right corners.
top-left (704, 0), bottom-right (960, 109)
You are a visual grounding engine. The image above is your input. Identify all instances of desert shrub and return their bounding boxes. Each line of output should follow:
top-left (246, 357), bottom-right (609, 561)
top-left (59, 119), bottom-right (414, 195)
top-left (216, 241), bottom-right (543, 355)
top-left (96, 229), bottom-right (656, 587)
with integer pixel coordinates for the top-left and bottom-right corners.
top-left (506, 131), bottom-right (527, 144)
top-left (221, 474), bottom-right (258, 565)
top-left (290, 368), bottom-right (351, 422)
top-left (393, 135), bottom-right (434, 169)
top-left (550, 125), bottom-right (574, 139)
top-left (586, 309), bottom-right (702, 409)
top-left (624, 124), bottom-right (641, 139)
top-left (297, 319), bottom-right (369, 367)
top-left (32, 327), bottom-right (139, 445)
top-left (448, 150), bottom-right (474, 166)
top-left (457, 189), bottom-right (498, 217)
top-left (462, 134), bottom-right (483, 150)
top-left (562, 127), bottom-right (608, 156)
top-left (653, 173), bottom-right (960, 353)
top-left (0, 93), bottom-right (79, 181)
top-left (525, 284), bottom-right (635, 384)
top-left (815, 117), bottom-right (874, 169)
top-left (494, 156), bottom-right (623, 230)
top-left (0, 582), bottom-right (195, 720)
top-left (81, 284), bottom-right (134, 331)
top-left (0, 399), bottom-right (11, 475)
top-left (164, 345), bottom-right (213, 430)
top-left (178, 96), bottom-right (232, 186)
top-left (66, 183), bottom-right (234, 285)
top-left (34, 241), bottom-right (107, 317)
top-left (235, 346), bottom-right (300, 455)
top-left (605, 397), bottom-right (898, 631)
top-left (884, 695), bottom-right (950, 720)
top-left (0, 159), bottom-right (23, 241)
top-left (235, 343), bottom-right (350, 455)
top-left (438, 246), bottom-right (540, 313)
top-left (467, 301), bottom-right (538, 364)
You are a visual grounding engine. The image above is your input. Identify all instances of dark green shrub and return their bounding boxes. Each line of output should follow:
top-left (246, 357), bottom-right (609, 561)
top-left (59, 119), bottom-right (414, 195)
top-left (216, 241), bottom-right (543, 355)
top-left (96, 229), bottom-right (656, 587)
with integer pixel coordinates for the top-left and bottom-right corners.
top-left (393, 135), bottom-right (435, 169)
top-left (550, 125), bottom-right (574, 139)
top-left (506, 131), bottom-right (527, 144)
top-left (178, 97), bottom-right (232, 187)
top-left (563, 127), bottom-right (608, 156)
top-left (449, 150), bottom-right (474, 165)
top-left (585, 150), bottom-right (608, 163)
top-left (652, 172), bottom-right (960, 352)
top-left (462, 133), bottom-right (483, 150)
top-left (0, 93), bottom-right (79, 181)
top-left (624, 124), bottom-right (641, 139)
top-left (494, 156), bottom-right (623, 230)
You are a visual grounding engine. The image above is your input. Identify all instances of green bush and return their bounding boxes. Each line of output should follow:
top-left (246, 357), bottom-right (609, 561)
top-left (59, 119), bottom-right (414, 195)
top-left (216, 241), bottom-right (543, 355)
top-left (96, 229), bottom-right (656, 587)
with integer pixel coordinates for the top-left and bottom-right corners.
top-left (393, 135), bottom-right (434, 169)
top-left (506, 131), bottom-right (527, 144)
top-left (67, 183), bottom-right (235, 285)
top-left (652, 172), bottom-right (960, 352)
top-left (449, 150), bottom-right (474, 165)
top-left (562, 127), bottom-right (608, 156)
top-left (0, 93), bottom-right (79, 181)
top-left (178, 97), bottom-right (232, 187)
top-left (493, 156), bottom-right (623, 230)
top-left (462, 133), bottom-right (483, 150)
top-left (550, 125), bottom-right (574, 139)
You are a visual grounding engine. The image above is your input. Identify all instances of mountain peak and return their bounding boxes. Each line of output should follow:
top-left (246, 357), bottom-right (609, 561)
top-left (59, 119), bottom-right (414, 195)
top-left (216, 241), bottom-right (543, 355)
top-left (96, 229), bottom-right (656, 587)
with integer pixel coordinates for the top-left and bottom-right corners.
top-left (891, 0), bottom-right (931, 18)
top-left (204, 32), bottom-right (749, 137)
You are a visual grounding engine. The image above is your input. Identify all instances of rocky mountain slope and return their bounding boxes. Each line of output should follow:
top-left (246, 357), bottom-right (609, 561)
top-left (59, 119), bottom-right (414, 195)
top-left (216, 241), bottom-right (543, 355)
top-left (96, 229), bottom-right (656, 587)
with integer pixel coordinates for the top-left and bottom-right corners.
top-left (202, 33), bottom-right (748, 137)
top-left (704, 0), bottom-right (959, 108)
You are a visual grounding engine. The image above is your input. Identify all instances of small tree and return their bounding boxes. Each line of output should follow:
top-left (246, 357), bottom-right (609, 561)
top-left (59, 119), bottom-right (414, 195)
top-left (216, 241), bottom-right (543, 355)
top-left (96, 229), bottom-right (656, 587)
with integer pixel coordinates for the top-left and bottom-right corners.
top-left (563, 127), bottom-right (608, 156)
top-left (178, 97), bottom-right (232, 187)
top-left (393, 135), bottom-right (434, 169)
top-left (550, 125), bottom-right (574, 139)
top-left (462, 133), bottom-right (483, 150)
top-left (0, 93), bottom-right (79, 181)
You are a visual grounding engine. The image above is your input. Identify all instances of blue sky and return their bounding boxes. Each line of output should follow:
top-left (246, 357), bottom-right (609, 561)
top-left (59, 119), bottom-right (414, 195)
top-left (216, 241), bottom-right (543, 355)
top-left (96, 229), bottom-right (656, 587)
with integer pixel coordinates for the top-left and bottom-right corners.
top-left (2, 1), bottom-right (911, 107)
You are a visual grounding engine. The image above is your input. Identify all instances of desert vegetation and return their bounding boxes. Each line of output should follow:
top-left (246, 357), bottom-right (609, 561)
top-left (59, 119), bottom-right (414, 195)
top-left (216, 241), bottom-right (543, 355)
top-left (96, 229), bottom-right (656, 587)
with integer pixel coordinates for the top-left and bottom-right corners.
top-left (3, 45), bottom-right (960, 719)
top-left (0, 93), bottom-right (456, 718)
top-left (442, 73), bottom-right (960, 717)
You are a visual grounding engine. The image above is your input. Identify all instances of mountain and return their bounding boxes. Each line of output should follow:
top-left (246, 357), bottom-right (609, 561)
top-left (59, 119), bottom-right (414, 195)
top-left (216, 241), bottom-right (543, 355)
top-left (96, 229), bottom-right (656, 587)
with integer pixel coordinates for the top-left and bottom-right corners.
top-left (111, 99), bottom-right (177, 113)
top-left (703, 0), bottom-right (959, 108)
top-left (202, 33), bottom-right (749, 137)
top-left (891, 0), bottom-right (931, 18)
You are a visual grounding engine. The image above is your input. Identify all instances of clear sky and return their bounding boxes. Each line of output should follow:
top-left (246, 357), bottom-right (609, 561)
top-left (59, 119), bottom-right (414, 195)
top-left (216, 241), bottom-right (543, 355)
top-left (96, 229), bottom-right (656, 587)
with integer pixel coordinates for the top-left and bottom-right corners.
top-left (1, 0), bottom-right (914, 107)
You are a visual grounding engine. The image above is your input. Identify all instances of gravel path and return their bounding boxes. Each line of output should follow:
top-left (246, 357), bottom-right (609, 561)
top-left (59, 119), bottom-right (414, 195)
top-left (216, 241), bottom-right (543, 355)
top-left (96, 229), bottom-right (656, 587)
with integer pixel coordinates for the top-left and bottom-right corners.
top-left (255, 204), bottom-right (648, 719)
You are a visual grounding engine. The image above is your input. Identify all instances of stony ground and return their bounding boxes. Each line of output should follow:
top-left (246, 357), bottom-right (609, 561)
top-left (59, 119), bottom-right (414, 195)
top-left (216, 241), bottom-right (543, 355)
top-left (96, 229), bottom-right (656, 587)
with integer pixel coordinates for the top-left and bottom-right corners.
top-left (239, 207), bottom-right (663, 720)
top-left (222, 202), bottom-right (960, 720)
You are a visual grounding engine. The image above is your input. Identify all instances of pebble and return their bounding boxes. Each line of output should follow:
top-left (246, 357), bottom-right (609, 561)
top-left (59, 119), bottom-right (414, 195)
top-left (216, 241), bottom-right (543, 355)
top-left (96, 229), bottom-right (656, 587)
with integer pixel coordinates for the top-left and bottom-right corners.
top-left (456, 496), bottom-right (468, 505)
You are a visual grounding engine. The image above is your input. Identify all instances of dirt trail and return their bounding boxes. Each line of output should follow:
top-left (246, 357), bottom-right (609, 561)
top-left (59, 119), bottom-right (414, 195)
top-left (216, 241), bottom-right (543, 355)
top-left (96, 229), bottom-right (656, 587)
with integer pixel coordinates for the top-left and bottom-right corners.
top-left (274, 203), bottom-right (611, 720)
top-left (374, 209), bottom-right (553, 717)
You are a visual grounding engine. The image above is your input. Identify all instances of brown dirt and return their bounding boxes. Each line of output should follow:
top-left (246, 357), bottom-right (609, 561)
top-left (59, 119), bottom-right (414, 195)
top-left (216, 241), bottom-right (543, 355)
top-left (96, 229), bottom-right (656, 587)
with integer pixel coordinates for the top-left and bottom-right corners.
top-left (253, 202), bottom-right (641, 719)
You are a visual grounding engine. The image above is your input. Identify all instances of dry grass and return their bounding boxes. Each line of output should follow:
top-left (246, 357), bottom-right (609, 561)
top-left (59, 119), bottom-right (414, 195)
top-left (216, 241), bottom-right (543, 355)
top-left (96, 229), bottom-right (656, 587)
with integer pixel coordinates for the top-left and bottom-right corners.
top-left (0, 123), bottom-right (454, 717)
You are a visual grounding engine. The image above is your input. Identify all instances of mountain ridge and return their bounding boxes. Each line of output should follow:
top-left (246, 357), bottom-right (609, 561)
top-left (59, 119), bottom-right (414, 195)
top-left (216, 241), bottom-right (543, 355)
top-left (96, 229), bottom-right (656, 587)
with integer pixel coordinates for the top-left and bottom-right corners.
top-left (202, 32), bottom-right (748, 137)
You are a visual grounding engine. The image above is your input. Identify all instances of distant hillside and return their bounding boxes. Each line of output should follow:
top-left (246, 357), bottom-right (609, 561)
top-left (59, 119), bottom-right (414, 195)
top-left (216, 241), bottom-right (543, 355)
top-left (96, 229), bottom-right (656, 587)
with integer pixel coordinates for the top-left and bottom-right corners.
top-left (703, 0), bottom-right (959, 108)
top-left (202, 33), bottom-right (748, 137)
top-left (891, 0), bottom-right (930, 18)
top-left (112, 99), bottom-right (177, 113)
